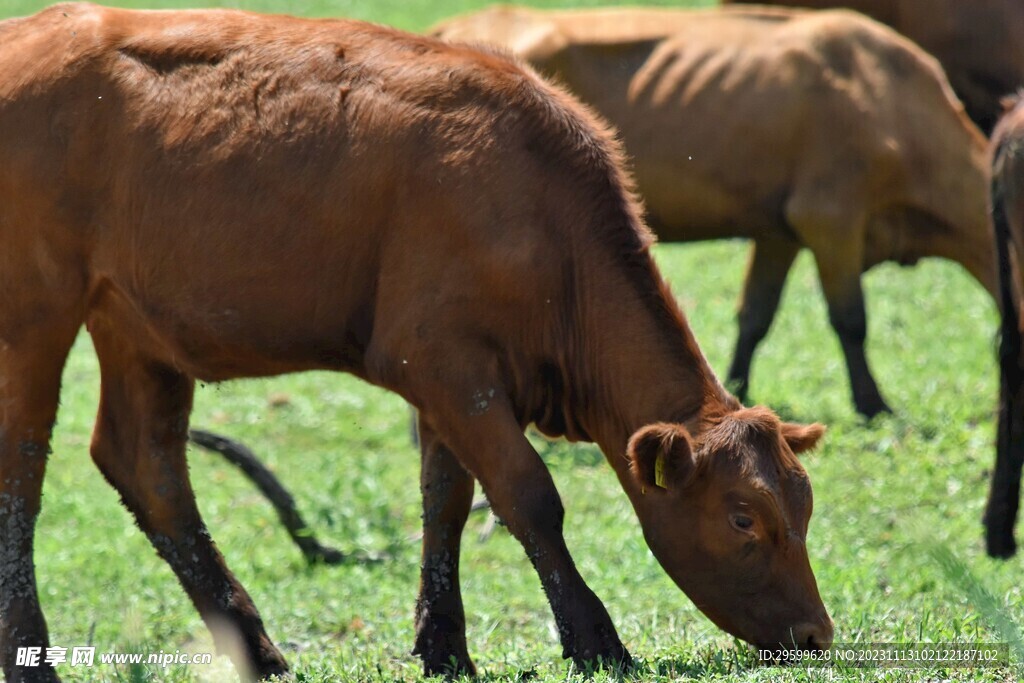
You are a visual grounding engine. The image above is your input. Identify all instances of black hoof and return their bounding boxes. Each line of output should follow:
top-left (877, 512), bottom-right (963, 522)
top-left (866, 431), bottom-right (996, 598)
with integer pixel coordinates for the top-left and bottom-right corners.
top-left (255, 664), bottom-right (291, 682)
top-left (569, 644), bottom-right (633, 674)
top-left (856, 398), bottom-right (892, 420)
top-left (412, 620), bottom-right (476, 680)
top-left (416, 652), bottom-right (477, 679)
top-left (984, 526), bottom-right (1017, 559)
top-left (249, 645), bottom-right (290, 682)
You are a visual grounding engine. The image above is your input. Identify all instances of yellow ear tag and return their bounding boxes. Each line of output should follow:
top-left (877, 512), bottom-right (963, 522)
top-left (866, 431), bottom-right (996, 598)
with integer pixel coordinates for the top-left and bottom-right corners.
top-left (654, 452), bottom-right (667, 489)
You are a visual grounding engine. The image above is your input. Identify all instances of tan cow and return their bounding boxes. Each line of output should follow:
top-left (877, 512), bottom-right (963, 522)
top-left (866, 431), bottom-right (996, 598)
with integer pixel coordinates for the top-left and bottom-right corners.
top-left (0, 4), bottom-right (831, 681)
top-left (722, 0), bottom-right (1024, 134)
top-left (986, 94), bottom-right (1024, 558)
top-left (433, 5), bottom-right (996, 418)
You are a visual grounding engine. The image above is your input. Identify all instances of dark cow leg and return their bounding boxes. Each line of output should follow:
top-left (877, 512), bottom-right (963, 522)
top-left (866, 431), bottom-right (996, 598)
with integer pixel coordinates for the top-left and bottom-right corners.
top-left (817, 267), bottom-right (891, 418)
top-left (0, 324), bottom-right (78, 683)
top-left (406, 354), bottom-right (630, 672)
top-left (984, 380), bottom-right (1024, 557)
top-left (88, 328), bottom-right (287, 681)
top-left (984, 179), bottom-right (1024, 558)
top-left (788, 196), bottom-right (890, 417)
top-left (411, 417), bottom-right (476, 677)
top-left (727, 237), bottom-right (800, 401)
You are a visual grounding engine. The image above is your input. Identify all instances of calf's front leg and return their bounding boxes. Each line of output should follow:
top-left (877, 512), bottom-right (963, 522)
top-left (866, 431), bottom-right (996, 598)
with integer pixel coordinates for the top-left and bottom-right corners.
top-left (412, 417), bottom-right (476, 677)
top-left (404, 351), bottom-right (631, 672)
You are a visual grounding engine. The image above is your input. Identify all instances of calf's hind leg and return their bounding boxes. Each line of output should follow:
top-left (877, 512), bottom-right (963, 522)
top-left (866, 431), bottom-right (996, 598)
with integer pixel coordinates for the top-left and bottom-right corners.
top-left (1, 322), bottom-right (79, 683)
top-left (88, 325), bottom-right (286, 681)
top-left (411, 417), bottom-right (476, 677)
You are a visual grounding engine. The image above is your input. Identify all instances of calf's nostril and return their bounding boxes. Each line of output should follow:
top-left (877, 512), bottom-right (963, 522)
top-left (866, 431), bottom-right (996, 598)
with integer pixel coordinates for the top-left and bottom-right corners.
top-left (792, 620), bottom-right (833, 652)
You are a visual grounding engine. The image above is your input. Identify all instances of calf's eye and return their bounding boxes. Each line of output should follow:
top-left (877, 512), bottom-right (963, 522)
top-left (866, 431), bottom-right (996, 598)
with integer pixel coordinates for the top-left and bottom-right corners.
top-left (730, 514), bottom-right (754, 532)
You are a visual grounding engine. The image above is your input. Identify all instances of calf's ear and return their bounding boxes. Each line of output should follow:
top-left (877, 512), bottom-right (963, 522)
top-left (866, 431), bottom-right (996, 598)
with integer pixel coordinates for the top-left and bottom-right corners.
top-left (627, 423), bottom-right (696, 492)
top-left (780, 422), bottom-right (826, 454)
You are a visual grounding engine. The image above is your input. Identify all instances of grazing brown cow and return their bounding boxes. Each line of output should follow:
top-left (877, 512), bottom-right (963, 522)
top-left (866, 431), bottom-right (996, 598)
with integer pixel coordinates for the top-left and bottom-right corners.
top-left (986, 94), bottom-right (1024, 558)
top-left (432, 5), bottom-right (997, 418)
top-left (0, 4), bottom-right (832, 681)
top-left (722, 0), bottom-right (1024, 135)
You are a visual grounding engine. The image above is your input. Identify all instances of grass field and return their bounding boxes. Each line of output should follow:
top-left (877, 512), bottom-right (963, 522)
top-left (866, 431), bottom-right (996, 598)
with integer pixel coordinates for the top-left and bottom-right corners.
top-left (2, 1), bottom-right (1022, 682)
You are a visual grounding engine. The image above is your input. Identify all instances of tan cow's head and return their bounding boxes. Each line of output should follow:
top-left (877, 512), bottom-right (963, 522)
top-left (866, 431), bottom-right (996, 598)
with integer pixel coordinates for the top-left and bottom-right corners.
top-left (628, 407), bottom-right (832, 650)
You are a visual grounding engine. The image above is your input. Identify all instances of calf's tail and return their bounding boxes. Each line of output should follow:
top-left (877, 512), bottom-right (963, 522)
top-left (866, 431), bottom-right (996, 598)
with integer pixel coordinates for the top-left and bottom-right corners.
top-left (983, 140), bottom-right (1024, 558)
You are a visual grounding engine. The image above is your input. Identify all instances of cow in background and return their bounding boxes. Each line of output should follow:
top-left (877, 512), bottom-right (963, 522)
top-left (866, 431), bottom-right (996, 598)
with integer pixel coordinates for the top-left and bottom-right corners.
top-left (433, 5), bottom-right (996, 418)
top-left (722, 0), bottom-right (1024, 135)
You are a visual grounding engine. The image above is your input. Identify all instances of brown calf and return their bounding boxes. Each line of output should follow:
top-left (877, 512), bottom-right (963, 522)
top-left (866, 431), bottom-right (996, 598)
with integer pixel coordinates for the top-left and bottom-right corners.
top-left (0, 4), bottom-right (831, 681)
top-left (722, 0), bottom-right (1024, 135)
top-left (432, 5), bottom-right (997, 418)
top-left (986, 94), bottom-right (1024, 558)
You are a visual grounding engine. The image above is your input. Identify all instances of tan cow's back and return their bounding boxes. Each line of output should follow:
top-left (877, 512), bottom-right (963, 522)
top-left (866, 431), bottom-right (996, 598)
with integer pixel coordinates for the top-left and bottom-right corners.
top-left (434, 5), bottom-right (995, 417)
top-left (723, 0), bottom-right (1024, 133)
top-left (434, 6), bottom-right (989, 275)
top-left (433, 5), bottom-right (800, 65)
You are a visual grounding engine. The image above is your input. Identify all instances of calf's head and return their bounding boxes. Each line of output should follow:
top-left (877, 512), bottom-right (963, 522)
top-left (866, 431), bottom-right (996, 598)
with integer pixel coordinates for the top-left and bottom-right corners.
top-left (628, 406), bottom-right (832, 650)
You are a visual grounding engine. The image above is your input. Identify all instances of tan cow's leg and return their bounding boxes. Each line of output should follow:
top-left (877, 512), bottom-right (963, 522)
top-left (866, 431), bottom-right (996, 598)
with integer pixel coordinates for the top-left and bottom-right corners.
top-left (0, 323), bottom-right (79, 683)
top-left (726, 236), bottom-right (801, 402)
top-left (411, 417), bottom-right (476, 677)
top-left (787, 195), bottom-right (891, 417)
top-left (402, 349), bottom-right (630, 672)
top-left (88, 327), bottom-right (287, 682)
top-left (816, 266), bottom-right (891, 417)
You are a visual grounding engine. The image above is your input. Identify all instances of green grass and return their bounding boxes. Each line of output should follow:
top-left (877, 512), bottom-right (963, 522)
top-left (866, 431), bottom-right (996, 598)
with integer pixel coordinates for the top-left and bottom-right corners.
top-left (2, 0), bottom-right (1021, 682)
